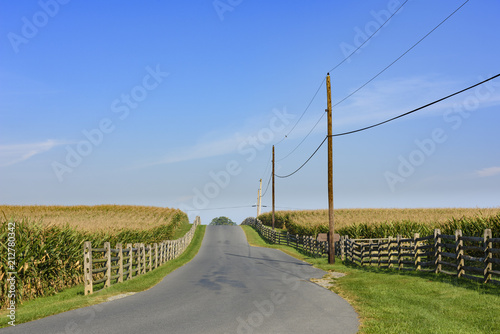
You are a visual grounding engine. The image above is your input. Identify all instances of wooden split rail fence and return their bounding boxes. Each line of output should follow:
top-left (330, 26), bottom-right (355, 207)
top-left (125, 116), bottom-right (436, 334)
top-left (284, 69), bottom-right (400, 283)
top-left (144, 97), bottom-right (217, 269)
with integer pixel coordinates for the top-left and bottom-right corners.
top-left (83, 217), bottom-right (200, 295)
top-left (245, 218), bottom-right (333, 257)
top-left (245, 218), bottom-right (499, 285)
top-left (340, 229), bottom-right (500, 285)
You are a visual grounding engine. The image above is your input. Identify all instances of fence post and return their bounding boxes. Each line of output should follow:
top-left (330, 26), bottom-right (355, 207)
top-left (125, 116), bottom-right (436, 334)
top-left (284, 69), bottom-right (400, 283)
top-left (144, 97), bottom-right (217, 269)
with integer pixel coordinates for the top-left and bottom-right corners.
top-left (160, 242), bottom-right (164, 265)
top-left (387, 236), bottom-right (393, 269)
top-left (104, 242), bottom-right (111, 288)
top-left (397, 235), bottom-right (403, 270)
top-left (84, 241), bottom-right (93, 295)
top-left (367, 239), bottom-right (373, 266)
top-left (148, 244), bottom-right (152, 272)
top-left (340, 236), bottom-right (344, 261)
top-left (117, 243), bottom-right (123, 283)
top-left (287, 232), bottom-right (290, 246)
top-left (434, 229), bottom-right (441, 274)
top-left (155, 243), bottom-right (158, 269)
top-left (126, 243), bottom-right (133, 280)
top-left (413, 233), bottom-right (420, 271)
top-left (141, 243), bottom-right (146, 274)
top-left (348, 236), bottom-right (353, 262)
top-left (310, 236), bottom-right (314, 256)
top-left (342, 237), bottom-right (346, 261)
top-left (484, 229), bottom-right (492, 283)
top-left (455, 230), bottom-right (464, 278)
top-left (165, 241), bottom-right (169, 261)
top-left (165, 240), bottom-right (170, 262)
top-left (134, 243), bottom-right (140, 276)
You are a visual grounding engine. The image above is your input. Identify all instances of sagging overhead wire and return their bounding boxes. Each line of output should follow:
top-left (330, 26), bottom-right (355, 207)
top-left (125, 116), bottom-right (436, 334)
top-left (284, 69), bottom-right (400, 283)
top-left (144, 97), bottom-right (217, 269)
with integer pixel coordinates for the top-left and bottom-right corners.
top-left (333, 0), bottom-right (470, 109)
top-left (260, 149), bottom-right (272, 182)
top-left (261, 169), bottom-right (273, 197)
top-left (277, 112), bottom-right (324, 162)
top-left (274, 0), bottom-right (410, 147)
top-left (276, 0), bottom-right (470, 162)
top-left (274, 73), bottom-right (500, 178)
top-left (275, 136), bottom-right (327, 178)
top-left (274, 78), bottom-right (325, 146)
top-left (332, 73), bottom-right (500, 137)
top-left (184, 205), bottom-right (255, 212)
top-left (328, 0), bottom-right (409, 73)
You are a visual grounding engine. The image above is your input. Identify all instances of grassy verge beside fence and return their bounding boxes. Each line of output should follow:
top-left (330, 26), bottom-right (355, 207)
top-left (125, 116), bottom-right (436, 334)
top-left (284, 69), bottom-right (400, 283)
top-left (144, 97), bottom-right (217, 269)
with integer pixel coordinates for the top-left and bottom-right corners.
top-left (0, 225), bottom-right (205, 328)
top-left (241, 225), bottom-right (500, 334)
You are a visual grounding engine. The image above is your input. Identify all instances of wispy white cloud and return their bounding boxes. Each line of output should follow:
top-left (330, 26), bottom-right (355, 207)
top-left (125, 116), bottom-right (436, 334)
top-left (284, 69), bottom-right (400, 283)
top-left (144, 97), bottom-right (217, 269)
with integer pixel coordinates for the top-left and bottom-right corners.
top-left (156, 134), bottom-right (245, 165)
top-left (136, 108), bottom-right (294, 167)
top-left (333, 76), bottom-right (456, 126)
top-left (475, 166), bottom-right (500, 178)
top-left (0, 139), bottom-right (66, 167)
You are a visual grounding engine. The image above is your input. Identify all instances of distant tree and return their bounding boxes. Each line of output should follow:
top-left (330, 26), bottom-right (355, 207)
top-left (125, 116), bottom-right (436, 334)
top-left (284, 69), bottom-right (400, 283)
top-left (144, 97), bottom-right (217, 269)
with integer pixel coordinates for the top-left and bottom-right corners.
top-left (209, 216), bottom-right (237, 226)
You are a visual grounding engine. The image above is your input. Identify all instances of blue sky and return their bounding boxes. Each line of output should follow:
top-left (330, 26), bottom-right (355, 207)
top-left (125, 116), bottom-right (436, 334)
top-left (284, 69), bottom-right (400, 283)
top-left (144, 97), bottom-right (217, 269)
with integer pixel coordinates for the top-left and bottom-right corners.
top-left (1, 0), bottom-right (499, 225)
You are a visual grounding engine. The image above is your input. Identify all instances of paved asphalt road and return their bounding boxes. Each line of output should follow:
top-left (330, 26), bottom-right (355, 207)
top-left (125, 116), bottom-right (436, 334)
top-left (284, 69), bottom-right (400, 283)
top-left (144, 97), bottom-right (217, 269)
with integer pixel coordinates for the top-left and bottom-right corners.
top-left (2, 226), bottom-right (358, 334)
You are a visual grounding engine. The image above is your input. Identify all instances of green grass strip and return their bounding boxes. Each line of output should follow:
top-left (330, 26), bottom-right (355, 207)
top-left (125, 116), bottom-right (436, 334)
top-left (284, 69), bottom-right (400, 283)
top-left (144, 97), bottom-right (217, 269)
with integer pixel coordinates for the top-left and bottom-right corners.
top-left (241, 225), bottom-right (500, 334)
top-left (0, 225), bottom-right (205, 328)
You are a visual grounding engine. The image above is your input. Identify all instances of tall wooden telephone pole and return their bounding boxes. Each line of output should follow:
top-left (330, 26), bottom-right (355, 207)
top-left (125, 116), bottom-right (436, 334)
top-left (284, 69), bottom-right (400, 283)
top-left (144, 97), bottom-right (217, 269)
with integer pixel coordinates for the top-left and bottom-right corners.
top-left (257, 179), bottom-right (262, 217)
top-left (326, 73), bottom-right (335, 264)
top-left (272, 145), bottom-right (275, 230)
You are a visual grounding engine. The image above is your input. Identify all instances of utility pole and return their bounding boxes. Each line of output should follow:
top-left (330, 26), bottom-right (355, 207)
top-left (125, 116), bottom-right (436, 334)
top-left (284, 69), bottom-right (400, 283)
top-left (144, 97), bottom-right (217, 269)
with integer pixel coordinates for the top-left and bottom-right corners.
top-left (272, 145), bottom-right (275, 230)
top-left (257, 179), bottom-right (262, 217)
top-left (326, 73), bottom-right (335, 264)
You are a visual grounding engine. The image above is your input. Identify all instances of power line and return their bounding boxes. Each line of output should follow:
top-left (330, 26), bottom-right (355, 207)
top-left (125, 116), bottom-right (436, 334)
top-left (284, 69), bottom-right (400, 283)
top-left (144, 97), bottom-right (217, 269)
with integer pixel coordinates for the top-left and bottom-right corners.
top-left (328, 0), bottom-right (409, 73)
top-left (275, 0), bottom-right (469, 162)
top-left (273, 73), bottom-right (500, 178)
top-left (274, 77), bottom-right (325, 146)
top-left (276, 0), bottom-right (411, 147)
top-left (332, 73), bottom-right (500, 137)
top-left (277, 111), bottom-right (324, 162)
top-left (275, 136), bottom-right (327, 178)
top-left (261, 169), bottom-right (272, 197)
top-left (184, 205), bottom-right (254, 212)
top-left (260, 149), bottom-right (272, 181)
top-left (333, 0), bottom-right (470, 109)
top-left (261, 206), bottom-right (303, 211)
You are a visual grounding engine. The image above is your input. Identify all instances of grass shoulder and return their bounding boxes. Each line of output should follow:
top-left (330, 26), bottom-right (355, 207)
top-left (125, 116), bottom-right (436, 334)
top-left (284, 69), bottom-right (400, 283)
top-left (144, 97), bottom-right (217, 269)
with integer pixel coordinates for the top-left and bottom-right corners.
top-left (240, 225), bottom-right (500, 334)
top-left (0, 225), bottom-right (206, 328)
top-left (171, 219), bottom-right (193, 239)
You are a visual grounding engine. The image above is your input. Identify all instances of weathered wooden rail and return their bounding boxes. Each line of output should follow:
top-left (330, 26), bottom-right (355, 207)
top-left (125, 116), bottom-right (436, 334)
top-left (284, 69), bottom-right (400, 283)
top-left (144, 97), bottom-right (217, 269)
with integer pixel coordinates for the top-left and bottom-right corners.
top-left (83, 217), bottom-right (200, 295)
top-left (243, 218), bottom-right (333, 257)
top-left (340, 229), bottom-right (500, 285)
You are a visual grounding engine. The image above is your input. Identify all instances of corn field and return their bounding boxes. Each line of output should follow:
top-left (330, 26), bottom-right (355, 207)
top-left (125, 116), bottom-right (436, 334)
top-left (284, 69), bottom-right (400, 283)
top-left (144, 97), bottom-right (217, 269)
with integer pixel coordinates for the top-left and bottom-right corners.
top-left (257, 208), bottom-right (500, 238)
top-left (0, 207), bottom-right (188, 308)
top-left (0, 205), bottom-right (183, 232)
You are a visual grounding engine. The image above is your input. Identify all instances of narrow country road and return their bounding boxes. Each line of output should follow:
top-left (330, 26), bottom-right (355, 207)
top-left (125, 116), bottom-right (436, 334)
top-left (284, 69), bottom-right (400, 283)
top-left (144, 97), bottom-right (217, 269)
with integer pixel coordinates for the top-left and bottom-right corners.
top-left (2, 226), bottom-right (359, 333)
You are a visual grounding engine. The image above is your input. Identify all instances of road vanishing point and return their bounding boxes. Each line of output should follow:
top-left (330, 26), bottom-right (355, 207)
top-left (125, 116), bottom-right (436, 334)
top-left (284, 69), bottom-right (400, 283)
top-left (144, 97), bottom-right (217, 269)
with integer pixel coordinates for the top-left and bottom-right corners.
top-left (2, 226), bottom-right (359, 334)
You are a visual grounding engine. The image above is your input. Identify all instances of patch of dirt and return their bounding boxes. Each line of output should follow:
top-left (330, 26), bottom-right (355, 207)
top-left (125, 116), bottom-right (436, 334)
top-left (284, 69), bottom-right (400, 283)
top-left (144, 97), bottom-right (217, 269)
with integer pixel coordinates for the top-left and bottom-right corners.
top-left (310, 272), bottom-right (346, 289)
top-left (106, 292), bottom-right (136, 302)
